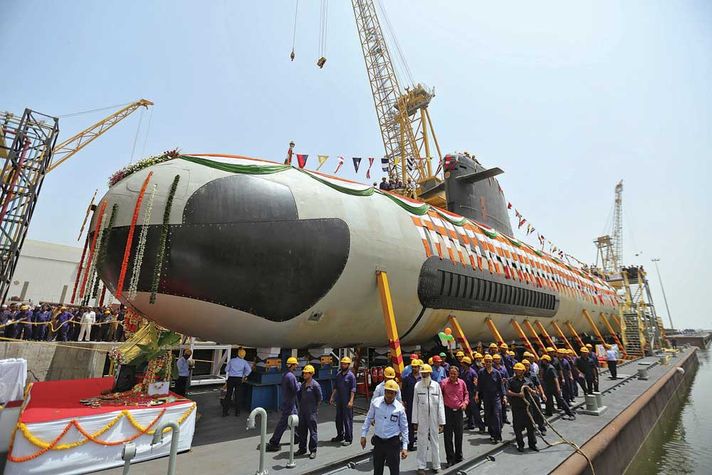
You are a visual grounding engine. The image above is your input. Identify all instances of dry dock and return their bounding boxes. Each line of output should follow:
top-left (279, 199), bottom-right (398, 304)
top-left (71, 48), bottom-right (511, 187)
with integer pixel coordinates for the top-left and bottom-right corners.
top-left (89, 347), bottom-right (698, 475)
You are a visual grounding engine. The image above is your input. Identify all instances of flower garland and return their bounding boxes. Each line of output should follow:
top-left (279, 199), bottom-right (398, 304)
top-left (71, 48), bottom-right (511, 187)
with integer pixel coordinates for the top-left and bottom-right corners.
top-left (79, 200), bottom-right (107, 299)
top-left (116, 171), bottom-right (154, 298)
top-left (109, 346), bottom-right (125, 365)
top-left (150, 175), bottom-right (180, 304)
top-left (96, 203), bottom-right (119, 275)
top-left (127, 184), bottom-right (157, 300)
top-left (71, 233), bottom-right (90, 304)
top-left (90, 211), bottom-right (110, 299)
top-left (108, 149), bottom-right (179, 187)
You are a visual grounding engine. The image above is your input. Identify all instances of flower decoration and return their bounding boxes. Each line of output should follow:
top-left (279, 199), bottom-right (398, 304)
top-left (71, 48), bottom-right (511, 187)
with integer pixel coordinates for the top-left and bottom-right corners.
top-left (108, 149), bottom-right (180, 187)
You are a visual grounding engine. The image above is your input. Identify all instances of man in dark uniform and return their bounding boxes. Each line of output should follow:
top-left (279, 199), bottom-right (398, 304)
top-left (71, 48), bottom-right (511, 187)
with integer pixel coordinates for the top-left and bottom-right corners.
top-left (559, 349), bottom-right (574, 404)
top-left (330, 356), bottom-right (356, 446)
top-left (296, 365), bottom-right (322, 459)
top-left (576, 347), bottom-right (595, 394)
top-left (402, 358), bottom-right (421, 451)
top-left (507, 362), bottom-right (539, 452)
top-left (478, 354), bottom-right (504, 443)
top-left (586, 344), bottom-right (600, 392)
top-left (522, 359), bottom-right (547, 434)
top-left (266, 356), bottom-right (300, 452)
top-left (499, 343), bottom-right (514, 377)
top-left (541, 355), bottom-right (575, 419)
top-left (493, 353), bottom-right (510, 425)
top-left (461, 357), bottom-right (484, 431)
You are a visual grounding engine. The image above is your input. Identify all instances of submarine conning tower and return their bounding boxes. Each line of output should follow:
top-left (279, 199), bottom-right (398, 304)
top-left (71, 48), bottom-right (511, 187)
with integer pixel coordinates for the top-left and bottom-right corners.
top-left (442, 152), bottom-right (513, 236)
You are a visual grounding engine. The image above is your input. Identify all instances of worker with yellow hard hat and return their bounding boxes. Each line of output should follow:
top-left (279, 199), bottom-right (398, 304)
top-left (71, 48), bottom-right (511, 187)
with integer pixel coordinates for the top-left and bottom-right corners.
top-left (558, 348), bottom-right (575, 405)
top-left (223, 347), bottom-right (252, 417)
top-left (507, 362), bottom-right (539, 452)
top-left (460, 356), bottom-right (485, 432)
top-left (266, 355), bottom-right (301, 452)
top-left (491, 353), bottom-right (511, 425)
top-left (413, 363), bottom-right (446, 472)
top-left (540, 351), bottom-right (575, 419)
top-left (521, 359), bottom-right (547, 435)
top-left (575, 346), bottom-right (596, 395)
top-left (478, 350), bottom-right (504, 442)
top-left (402, 353), bottom-right (420, 379)
top-left (488, 342), bottom-right (499, 356)
top-left (330, 356), bottom-right (356, 446)
top-left (296, 364), bottom-right (322, 459)
top-left (372, 366), bottom-right (402, 402)
top-left (402, 357), bottom-right (422, 451)
top-left (360, 378), bottom-right (409, 473)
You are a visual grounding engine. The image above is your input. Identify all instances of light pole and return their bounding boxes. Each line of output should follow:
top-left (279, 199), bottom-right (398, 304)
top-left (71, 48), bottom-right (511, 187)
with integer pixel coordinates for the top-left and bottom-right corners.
top-left (651, 258), bottom-right (675, 330)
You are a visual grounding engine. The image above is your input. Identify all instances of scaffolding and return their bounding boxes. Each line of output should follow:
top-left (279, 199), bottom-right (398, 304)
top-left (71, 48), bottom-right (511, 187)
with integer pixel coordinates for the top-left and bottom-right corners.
top-left (0, 109), bottom-right (59, 303)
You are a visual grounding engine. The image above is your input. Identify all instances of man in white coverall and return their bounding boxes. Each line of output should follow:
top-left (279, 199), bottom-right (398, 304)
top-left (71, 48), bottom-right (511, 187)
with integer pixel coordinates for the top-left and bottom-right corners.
top-left (78, 307), bottom-right (95, 342)
top-left (412, 363), bottom-right (446, 474)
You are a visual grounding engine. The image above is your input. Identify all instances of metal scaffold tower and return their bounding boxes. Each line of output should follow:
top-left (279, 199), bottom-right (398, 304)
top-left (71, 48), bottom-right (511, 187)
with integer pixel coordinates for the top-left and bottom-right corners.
top-left (0, 109), bottom-right (59, 302)
top-left (594, 180), bottom-right (623, 274)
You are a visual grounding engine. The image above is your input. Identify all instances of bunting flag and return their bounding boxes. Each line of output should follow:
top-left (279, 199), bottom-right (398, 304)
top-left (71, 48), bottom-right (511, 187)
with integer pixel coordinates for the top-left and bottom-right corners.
top-left (334, 156), bottom-right (345, 174)
top-left (316, 154), bottom-right (329, 170)
top-left (507, 202), bottom-right (512, 209)
top-left (515, 209), bottom-right (522, 219)
top-left (284, 145), bottom-right (294, 165)
top-left (296, 153), bottom-right (308, 169)
top-left (518, 217), bottom-right (526, 229)
top-left (352, 156), bottom-right (362, 173)
top-left (366, 157), bottom-right (375, 179)
top-left (381, 157), bottom-right (389, 172)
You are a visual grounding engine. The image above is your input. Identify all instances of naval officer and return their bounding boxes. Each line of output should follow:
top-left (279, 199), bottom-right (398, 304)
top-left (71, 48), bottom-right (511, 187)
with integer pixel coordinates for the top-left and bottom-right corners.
top-left (223, 347), bottom-right (252, 416)
top-left (361, 379), bottom-right (409, 475)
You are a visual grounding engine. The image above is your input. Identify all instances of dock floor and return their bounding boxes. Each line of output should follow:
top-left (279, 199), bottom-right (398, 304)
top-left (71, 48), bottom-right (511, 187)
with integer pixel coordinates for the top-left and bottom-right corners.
top-left (90, 348), bottom-right (695, 475)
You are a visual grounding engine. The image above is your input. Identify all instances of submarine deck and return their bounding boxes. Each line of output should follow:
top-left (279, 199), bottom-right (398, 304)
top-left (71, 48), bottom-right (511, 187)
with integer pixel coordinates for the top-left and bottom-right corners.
top-left (91, 347), bottom-right (697, 475)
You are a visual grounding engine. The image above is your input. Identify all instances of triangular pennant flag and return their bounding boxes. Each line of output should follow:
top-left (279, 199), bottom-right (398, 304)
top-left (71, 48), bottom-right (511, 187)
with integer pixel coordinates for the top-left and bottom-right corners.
top-left (296, 154), bottom-right (308, 169)
top-left (366, 157), bottom-right (375, 179)
top-left (316, 154), bottom-right (329, 170)
top-left (507, 202), bottom-right (512, 210)
top-left (352, 157), bottom-right (362, 173)
top-left (381, 157), bottom-right (389, 171)
top-left (334, 156), bottom-right (345, 174)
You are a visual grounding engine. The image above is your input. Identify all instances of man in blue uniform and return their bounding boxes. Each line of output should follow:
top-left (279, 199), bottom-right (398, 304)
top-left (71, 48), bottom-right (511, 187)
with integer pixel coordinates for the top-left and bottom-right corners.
top-left (431, 355), bottom-right (447, 383)
top-left (586, 343), bottom-right (600, 392)
top-left (493, 353), bottom-right (510, 425)
top-left (541, 355), bottom-right (575, 419)
top-left (33, 305), bottom-right (51, 341)
top-left (507, 362), bottom-right (539, 452)
top-left (361, 379), bottom-right (409, 475)
top-left (522, 359), bottom-right (547, 435)
top-left (499, 343), bottom-right (514, 377)
top-left (15, 305), bottom-right (33, 340)
top-left (559, 349), bottom-right (574, 403)
top-left (402, 358), bottom-right (421, 451)
top-left (267, 356), bottom-right (300, 452)
top-left (461, 356), bottom-right (485, 432)
top-left (330, 356), bottom-right (356, 446)
top-left (296, 364), bottom-right (322, 459)
top-left (223, 347), bottom-right (252, 416)
top-left (576, 347), bottom-right (595, 394)
top-left (478, 354), bottom-right (504, 443)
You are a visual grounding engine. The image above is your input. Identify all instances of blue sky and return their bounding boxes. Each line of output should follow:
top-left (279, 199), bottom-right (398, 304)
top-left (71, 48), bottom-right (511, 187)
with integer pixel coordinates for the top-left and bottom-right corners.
top-left (1, 1), bottom-right (710, 328)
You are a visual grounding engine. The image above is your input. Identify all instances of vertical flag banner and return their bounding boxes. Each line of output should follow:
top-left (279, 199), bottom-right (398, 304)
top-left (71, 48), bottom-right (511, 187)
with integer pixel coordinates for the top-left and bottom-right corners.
top-left (352, 157), bottom-right (362, 173)
top-left (381, 157), bottom-right (389, 172)
top-left (334, 156), bottom-right (345, 174)
top-left (285, 143), bottom-right (295, 165)
top-left (366, 157), bottom-right (375, 179)
top-left (316, 154), bottom-right (329, 170)
top-left (296, 154), bottom-right (308, 169)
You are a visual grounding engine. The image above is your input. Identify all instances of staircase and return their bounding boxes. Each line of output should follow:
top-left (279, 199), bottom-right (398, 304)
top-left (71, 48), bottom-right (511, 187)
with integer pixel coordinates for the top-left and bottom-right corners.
top-left (622, 312), bottom-right (645, 357)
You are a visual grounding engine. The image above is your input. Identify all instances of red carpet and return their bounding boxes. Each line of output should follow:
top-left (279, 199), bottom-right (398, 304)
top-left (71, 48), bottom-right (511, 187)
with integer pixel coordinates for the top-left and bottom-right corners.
top-left (21, 377), bottom-right (186, 423)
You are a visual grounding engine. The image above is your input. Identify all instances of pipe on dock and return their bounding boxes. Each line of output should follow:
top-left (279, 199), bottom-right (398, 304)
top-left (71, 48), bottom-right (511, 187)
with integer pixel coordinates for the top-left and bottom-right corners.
top-left (287, 414), bottom-right (299, 469)
top-left (151, 421), bottom-right (180, 475)
top-left (247, 407), bottom-right (269, 475)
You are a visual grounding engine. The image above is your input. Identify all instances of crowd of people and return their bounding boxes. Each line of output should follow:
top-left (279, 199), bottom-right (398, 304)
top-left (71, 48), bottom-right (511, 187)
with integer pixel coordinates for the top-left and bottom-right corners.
top-left (375, 177), bottom-right (417, 197)
top-left (256, 342), bottom-right (618, 475)
top-left (0, 302), bottom-right (126, 343)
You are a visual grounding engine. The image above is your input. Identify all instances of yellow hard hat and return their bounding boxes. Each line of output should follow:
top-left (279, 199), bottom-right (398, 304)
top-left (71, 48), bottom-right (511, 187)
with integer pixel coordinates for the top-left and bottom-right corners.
top-left (340, 356), bottom-right (352, 365)
top-left (104, 310), bottom-right (111, 314)
top-left (523, 351), bottom-right (533, 358)
top-left (420, 364), bottom-right (433, 374)
top-left (493, 353), bottom-right (502, 360)
top-left (456, 351), bottom-right (465, 357)
top-left (384, 367), bottom-right (396, 379)
top-left (541, 354), bottom-right (552, 362)
top-left (411, 359), bottom-right (422, 367)
top-left (462, 356), bottom-right (472, 365)
top-left (522, 359), bottom-right (530, 365)
top-left (474, 352), bottom-right (483, 359)
top-left (580, 347), bottom-right (590, 353)
top-left (513, 363), bottom-right (526, 371)
top-left (286, 357), bottom-right (298, 365)
top-left (507, 350), bottom-right (515, 356)
top-left (605, 344), bottom-right (612, 349)
top-left (546, 347), bottom-right (556, 352)
top-left (484, 354), bottom-right (493, 361)
top-left (302, 364), bottom-right (315, 374)
top-left (586, 343), bottom-right (593, 349)
top-left (489, 342), bottom-right (498, 349)
top-left (20, 304), bottom-right (28, 310)
top-left (500, 343), bottom-right (508, 349)
top-left (384, 380), bottom-right (399, 392)
top-left (428, 357), bottom-right (433, 365)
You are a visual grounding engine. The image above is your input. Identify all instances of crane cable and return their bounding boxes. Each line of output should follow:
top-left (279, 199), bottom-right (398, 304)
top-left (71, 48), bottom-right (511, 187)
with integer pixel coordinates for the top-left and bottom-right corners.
top-left (57, 102), bottom-right (132, 119)
top-left (127, 108), bottom-right (145, 165)
top-left (317, 0), bottom-right (328, 68)
top-left (290, 0), bottom-right (299, 61)
top-left (375, 0), bottom-right (414, 86)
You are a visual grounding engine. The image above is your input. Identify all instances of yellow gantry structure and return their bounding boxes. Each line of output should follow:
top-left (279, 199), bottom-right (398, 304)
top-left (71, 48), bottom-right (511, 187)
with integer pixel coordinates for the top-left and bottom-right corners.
top-left (376, 270), bottom-right (404, 378)
top-left (551, 320), bottom-right (577, 355)
top-left (523, 320), bottom-right (547, 354)
top-left (534, 320), bottom-right (557, 349)
top-left (565, 321), bottom-right (586, 350)
top-left (510, 319), bottom-right (538, 360)
top-left (448, 314), bottom-right (474, 359)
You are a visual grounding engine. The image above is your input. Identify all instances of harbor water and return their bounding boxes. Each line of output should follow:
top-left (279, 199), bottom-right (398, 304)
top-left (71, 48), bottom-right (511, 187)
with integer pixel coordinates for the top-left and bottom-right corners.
top-left (626, 347), bottom-right (712, 474)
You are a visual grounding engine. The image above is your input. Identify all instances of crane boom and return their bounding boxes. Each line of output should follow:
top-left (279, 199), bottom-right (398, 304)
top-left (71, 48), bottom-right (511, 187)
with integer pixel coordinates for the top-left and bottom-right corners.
top-left (47, 99), bottom-right (153, 172)
top-left (351, 0), bottom-right (441, 194)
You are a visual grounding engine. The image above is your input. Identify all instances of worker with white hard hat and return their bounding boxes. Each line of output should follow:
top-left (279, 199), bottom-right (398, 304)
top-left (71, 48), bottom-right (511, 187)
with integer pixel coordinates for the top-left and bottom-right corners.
top-left (267, 356), bottom-right (301, 452)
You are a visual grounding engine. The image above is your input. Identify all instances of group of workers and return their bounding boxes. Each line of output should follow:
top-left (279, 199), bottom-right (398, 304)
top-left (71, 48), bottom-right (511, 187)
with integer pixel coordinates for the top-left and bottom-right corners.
top-left (0, 303), bottom-right (126, 342)
top-left (215, 341), bottom-right (618, 475)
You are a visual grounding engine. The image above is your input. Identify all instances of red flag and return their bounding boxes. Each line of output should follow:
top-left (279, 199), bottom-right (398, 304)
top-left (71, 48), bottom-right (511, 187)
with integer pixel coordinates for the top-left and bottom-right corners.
top-left (518, 217), bottom-right (526, 229)
top-left (507, 202), bottom-right (512, 210)
top-left (366, 157), bottom-right (374, 179)
top-left (284, 146), bottom-right (294, 165)
top-left (334, 156), bottom-right (345, 174)
top-left (296, 154), bottom-right (308, 169)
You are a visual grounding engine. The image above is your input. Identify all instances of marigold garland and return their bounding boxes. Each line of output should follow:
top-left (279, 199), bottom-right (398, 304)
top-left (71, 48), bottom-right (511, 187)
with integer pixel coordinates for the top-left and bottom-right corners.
top-left (116, 171), bottom-right (154, 298)
top-left (128, 184), bottom-right (157, 300)
top-left (150, 175), bottom-right (180, 304)
top-left (8, 403), bottom-right (196, 463)
top-left (79, 200), bottom-right (107, 299)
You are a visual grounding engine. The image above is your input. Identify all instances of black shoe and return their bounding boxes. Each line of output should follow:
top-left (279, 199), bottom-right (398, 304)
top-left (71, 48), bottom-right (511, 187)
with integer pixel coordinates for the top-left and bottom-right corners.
top-left (408, 444), bottom-right (416, 452)
top-left (295, 449), bottom-right (307, 456)
top-left (265, 444), bottom-right (280, 452)
top-left (490, 437), bottom-right (497, 444)
top-left (465, 425), bottom-right (475, 431)
top-left (529, 445), bottom-right (540, 452)
top-left (455, 456), bottom-right (464, 463)
top-left (503, 419), bottom-right (510, 424)
top-left (309, 452), bottom-right (317, 459)
top-left (331, 436), bottom-right (344, 443)
top-left (539, 426), bottom-right (547, 435)
top-left (479, 427), bottom-right (486, 433)
top-left (517, 446), bottom-right (524, 452)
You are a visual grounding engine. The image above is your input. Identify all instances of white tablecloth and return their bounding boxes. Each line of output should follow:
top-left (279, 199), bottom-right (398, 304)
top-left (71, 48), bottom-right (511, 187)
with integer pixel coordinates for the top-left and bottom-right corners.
top-left (0, 358), bottom-right (27, 404)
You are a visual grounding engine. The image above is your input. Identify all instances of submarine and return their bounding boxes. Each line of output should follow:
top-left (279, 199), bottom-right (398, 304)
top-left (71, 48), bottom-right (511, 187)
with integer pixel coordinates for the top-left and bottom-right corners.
top-left (94, 152), bottom-right (617, 348)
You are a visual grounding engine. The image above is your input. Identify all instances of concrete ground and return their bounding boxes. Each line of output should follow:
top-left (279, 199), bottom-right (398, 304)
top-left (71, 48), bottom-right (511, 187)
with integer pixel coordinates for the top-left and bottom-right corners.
top-left (93, 349), bottom-right (693, 475)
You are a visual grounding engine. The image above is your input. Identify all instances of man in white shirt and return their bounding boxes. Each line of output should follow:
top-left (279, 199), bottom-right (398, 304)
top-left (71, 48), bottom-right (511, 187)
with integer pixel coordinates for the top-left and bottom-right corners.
top-left (361, 380), bottom-right (408, 475)
top-left (78, 308), bottom-right (95, 342)
top-left (223, 347), bottom-right (252, 416)
top-left (605, 344), bottom-right (619, 380)
top-left (371, 366), bottom-right (402, 402)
